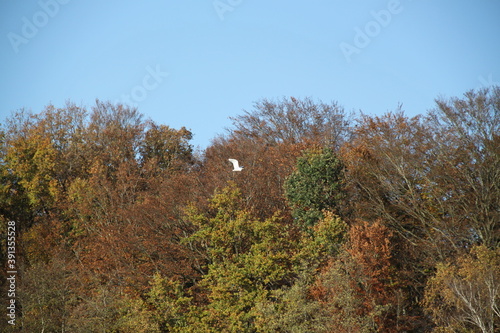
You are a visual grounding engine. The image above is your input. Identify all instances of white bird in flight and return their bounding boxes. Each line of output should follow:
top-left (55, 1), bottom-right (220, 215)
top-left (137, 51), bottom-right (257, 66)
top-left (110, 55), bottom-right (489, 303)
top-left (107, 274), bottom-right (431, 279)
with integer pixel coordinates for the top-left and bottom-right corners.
top-left (228, 159), bottom-right (243, 171)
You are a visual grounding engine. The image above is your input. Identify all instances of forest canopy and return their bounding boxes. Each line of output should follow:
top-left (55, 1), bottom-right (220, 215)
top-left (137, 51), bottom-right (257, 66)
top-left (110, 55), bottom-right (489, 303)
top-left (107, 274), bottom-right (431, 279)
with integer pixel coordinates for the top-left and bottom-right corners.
top-left (1, 87), bottom-right (499, 332)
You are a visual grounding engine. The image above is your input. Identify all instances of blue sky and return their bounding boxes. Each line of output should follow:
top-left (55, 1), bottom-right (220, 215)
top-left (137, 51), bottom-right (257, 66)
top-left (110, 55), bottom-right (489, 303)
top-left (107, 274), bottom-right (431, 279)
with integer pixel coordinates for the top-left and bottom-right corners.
top-left (1, 1), bottom-right (499, 148)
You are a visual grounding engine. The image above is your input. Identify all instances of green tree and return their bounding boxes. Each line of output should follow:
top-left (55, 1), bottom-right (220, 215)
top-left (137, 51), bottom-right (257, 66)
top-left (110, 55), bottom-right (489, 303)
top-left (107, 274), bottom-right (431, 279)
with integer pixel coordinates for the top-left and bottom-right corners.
top-left (253, 273), bottom-right (323, 333)
top-left (182, 182), bottom-right (348, 332)
top-left (253, 212), bottom-right (347, 333)
top-left (183, 182), bottom-right (300, 332)
top-left (284, 147), bottom-right (345, 229)
top-left (144, 272), bottom-right (193, 332)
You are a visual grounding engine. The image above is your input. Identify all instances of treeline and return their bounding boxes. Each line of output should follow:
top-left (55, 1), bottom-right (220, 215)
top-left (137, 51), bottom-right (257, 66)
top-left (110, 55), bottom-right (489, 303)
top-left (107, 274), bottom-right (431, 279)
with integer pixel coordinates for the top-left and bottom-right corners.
top-left (0, 88), bottom-right (499, 332)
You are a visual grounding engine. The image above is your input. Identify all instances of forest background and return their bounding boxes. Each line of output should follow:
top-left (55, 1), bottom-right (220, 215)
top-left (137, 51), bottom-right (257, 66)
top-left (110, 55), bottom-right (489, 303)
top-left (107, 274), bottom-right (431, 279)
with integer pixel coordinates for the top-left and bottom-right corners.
top-left (0, 86), bottom-right (499, 332)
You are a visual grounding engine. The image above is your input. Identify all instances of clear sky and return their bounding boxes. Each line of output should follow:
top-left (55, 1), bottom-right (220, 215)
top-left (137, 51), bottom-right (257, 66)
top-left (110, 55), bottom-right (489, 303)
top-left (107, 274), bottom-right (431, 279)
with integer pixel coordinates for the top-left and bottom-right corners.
top-left (1, 1), bottom-right (499, 148)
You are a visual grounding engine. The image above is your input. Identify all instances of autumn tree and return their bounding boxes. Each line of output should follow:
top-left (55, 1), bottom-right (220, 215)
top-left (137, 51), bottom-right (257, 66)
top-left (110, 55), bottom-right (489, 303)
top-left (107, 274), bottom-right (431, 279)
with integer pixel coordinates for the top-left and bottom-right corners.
top-left (254, 211), bottom-right (347, 332)
top-left (143, 272), bottom-right (193, 332)
top-left (2, 104), bottom-right (87, 224)
top-left (200, 136), bottom-right (305, 220)
top-left (311, 221), bottom-right (410, 332)
top-left (0, 101), bottom-right (199, 331)
top-left (342, 111), bottom-right (446, 256)
top-left (0, 127), bottom-right (32, 228)
top-left (344, 87), bottom-right (500, 255)
top-left (427, 86), bottom-right (500, 248)
top-left (341, 87), bottom-right (500, 330)
top-left (181, 182), bottom-right (304, 332)
top-left (230, 96), bottom-right (350, 148)
top-left (2, 87), bottom-right (497, 332)
top-left (65, 102), bottom-right (198, 294)
top-left (424, 245), bottom-right (500, 333)
top-left (199, 97), bottom-right (350, 222)
top-left (19, 251), bottom-right (77, 332)
top-left (140, 122), bottom-right (193, 172)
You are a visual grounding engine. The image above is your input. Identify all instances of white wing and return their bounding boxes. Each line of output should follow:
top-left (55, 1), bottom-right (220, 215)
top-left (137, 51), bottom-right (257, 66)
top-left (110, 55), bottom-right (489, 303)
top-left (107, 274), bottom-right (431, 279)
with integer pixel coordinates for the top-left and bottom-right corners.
top-left (228, 159), bottom-right (243, 171)
top-left (228, 158), bottom-right (240, 168)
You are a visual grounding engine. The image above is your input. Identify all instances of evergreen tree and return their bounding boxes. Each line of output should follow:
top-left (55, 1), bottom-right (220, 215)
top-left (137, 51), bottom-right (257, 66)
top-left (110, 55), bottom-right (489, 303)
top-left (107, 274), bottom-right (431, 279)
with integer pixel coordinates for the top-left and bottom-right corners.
top-left (284, 147), bottom-right (345, 229)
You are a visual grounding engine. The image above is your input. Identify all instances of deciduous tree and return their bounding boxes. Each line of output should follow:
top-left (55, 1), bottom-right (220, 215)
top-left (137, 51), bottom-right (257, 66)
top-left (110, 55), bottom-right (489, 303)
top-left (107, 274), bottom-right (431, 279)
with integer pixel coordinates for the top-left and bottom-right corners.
top-left (424, 245), bottom-right (500, 333)
top-left (312, 221), bottom-right (411, 332)
top-left (182, 183), bottom-right (301, 332)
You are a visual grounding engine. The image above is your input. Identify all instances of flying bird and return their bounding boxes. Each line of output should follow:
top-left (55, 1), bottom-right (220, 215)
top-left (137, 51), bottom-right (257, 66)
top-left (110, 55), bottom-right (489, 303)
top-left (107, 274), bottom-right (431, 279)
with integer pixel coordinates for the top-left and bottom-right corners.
top-left (228, 159), bottom-right (243, 171)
